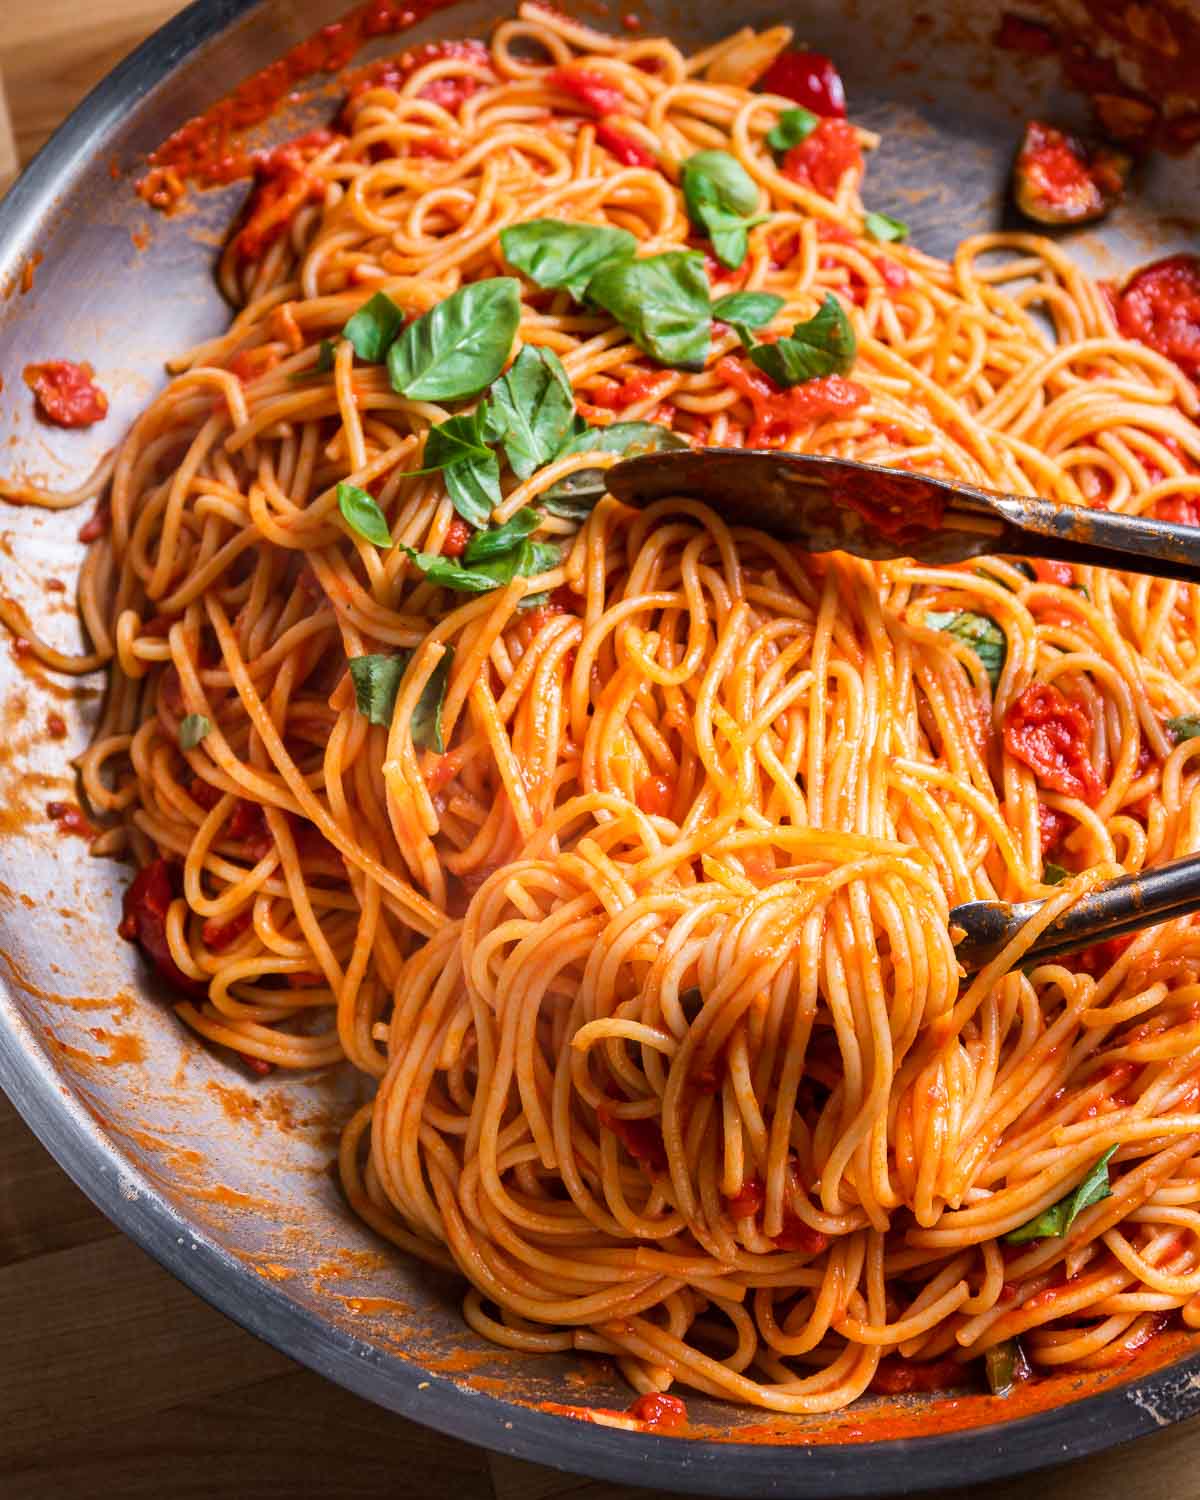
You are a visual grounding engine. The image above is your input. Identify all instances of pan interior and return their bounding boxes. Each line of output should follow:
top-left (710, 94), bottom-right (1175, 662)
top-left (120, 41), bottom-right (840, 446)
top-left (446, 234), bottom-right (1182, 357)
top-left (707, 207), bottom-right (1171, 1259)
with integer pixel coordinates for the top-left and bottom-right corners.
top-left (0, 0), bottom-right (1198, 1481)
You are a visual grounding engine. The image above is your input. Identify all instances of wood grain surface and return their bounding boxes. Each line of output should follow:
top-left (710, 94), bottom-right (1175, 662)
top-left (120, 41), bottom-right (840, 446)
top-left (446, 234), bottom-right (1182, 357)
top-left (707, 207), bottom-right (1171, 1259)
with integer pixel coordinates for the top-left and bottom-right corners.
top-left (3, 7), bottom-right (1200, 1497)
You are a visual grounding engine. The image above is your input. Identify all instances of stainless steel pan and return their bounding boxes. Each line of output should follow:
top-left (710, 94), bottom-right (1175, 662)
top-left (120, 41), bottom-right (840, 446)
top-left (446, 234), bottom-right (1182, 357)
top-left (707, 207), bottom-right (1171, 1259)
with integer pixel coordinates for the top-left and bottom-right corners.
top-left (1, 2), bottom-right (1199, 1492)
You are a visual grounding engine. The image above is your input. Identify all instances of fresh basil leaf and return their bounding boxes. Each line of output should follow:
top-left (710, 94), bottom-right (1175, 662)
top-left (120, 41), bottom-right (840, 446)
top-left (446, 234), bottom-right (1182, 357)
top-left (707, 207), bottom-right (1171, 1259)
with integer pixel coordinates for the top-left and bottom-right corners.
top-left (682, 149), bottom-right (759, 219)
top-left (387, 278), bottom-right (521, 401)
top-left (1004, 1146), bottom-right (1117, 1244)
top-left (500, 220), bottom-right (638, 302)
top-left (486, 346), bottom-right (577, 480)
top-left (925, 610), bottom-right (1007, 690)
top-left (337, 481), bottom-right (393, 548)
top-left (742, 292), bottom-right (857, 386)
top-left (1043, 862), bottom-right (1070, 885)
top-left (541, 421), bottom-right (690, 519)
top-left (464, 506), bottom-right (542, 563)
top-left (420, 410), bottom-right (500, 528)
top-left (402, 537), bottom-right (556, 594)
top-left (343, 292), bottom-right (405, 362)
top-left (985, 1339), bottom-right (1030, 1398)
top-left (179, 713), bottom-right (211, 750)
top-left (766, 106), bottom-right (819, 153)
top-left (1168, 714), bottom-right (1200, 743)
top-left (316, 338), bottom-right (337, 372)
top-left (712, 291), bottom-right (785, 329)
top-left (587, 252), bottom-right (711, 370)
top-left (864, 210), bottom-right (909, 243)
top-left (347, 648), bottom-right (454, 749)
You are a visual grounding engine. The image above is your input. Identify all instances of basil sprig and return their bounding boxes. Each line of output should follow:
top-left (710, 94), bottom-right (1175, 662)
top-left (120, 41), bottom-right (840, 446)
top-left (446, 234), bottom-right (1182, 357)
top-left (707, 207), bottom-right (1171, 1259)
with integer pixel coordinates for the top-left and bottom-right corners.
top-left (421, 410), bottom-right (501, 528)
top-left (179, 713), bottom-right (211, 750)
top-left (348, 646), bottom-right (454, 750)
top-left (681, 149), bottom-right (765, 270)
top-left (402, 540), bottom-right (559, 594)
top-left (484, 346), bottom-right (578, 480)
top-left (1168, 715), bottom-right (1200, 743)
top-left (734, 292), bottom-right (857, 387)
top-left (864, 210), bottom-right (909, 243)
top-left (343, 292), bottom-right (405, 362)
top-left (337, 481), bottom-right (392, 547)
top-left (387, 278), bottom-right (521, 401)
top-left (541, 421), bottom-right (690, 520)
top-left (766, 106), bottom-right (819, 153)
top-left (588, 251), bottom-right (712, 370)
top-left (500, 220), bottom-right (638, 301)
top-left (1004, 1147), bottom-right (1117, 1245)
top-left (463, 506), bottom-right (542, 563)
top-left (925, 610), bottom-right (1007, 690)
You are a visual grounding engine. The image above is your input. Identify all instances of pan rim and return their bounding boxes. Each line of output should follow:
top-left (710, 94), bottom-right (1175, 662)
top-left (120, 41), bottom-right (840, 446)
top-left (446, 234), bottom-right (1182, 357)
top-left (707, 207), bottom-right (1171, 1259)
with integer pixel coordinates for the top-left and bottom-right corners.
top-left (2, 1), bottom-right (1200, 1490)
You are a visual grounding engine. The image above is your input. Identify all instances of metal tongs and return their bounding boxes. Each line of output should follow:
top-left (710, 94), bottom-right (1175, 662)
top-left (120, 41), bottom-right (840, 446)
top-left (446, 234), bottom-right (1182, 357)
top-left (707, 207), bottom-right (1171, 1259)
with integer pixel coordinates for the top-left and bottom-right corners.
top-left (607, 449), bottom-right (1200, 972)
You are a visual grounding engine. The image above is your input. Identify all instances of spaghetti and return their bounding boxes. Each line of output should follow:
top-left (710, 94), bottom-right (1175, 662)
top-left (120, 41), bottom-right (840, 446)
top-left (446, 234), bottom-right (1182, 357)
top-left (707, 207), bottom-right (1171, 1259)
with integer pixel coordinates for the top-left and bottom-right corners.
top-left (9, 6), bottom-right (1200, 1416)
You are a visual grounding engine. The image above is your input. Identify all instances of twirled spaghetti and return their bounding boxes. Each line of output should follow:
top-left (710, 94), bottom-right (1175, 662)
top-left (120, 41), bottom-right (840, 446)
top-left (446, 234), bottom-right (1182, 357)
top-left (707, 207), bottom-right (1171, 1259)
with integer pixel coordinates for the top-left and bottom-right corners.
top-left (9, 5), bottom-right (1200, 1417)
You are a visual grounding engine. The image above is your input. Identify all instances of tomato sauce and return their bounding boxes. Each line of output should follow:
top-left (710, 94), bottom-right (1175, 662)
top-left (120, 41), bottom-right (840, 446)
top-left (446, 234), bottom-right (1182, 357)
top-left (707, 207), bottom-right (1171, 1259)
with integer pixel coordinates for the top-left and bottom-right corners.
top-left (1004, 682), bottom-right (1103, 803)
top-left (442, 516), bottom-right (472, 557)
top-left (547, 66), bottom-right (625, 117)
top-left (118, 859), bottom-right (207, 999)
top-left (635, 773), bottom-right (674, 816)
top-left (869, 1357), bottom-right (971, 1395)
top-left (1156, 495), bottom-right (1200, 526)
top-left (594, 121), bottom-right (656, 168)
top-left (596, 1103), bottom-right (668, 1172)
top-left (46, 801), bottom-right (94, 839)
top-left (781, 119), bottom-right (862, 198)
top-left (1037, 802), bottom-right (1072, 854)
top-left (234, 130), bottom-right (337, 261)
top-left (202, 910), bottom-right (254, 951)
top-left (1016, 121), bottom-right (1117, 220)
top-left (757, 50), bottom-right (846, 117)
top-left (23, 361), bottom-right (108, 428)
top-left (1116, 255), bottom-right (1200, 380)
top-left (715, 355), bottom-right (866, 447)
top-left (626, 1392), bottom-right (687, 1430)
top-left (725, 1175), bottom-right (766, 1218)
top-left (591, 369), bottom-right (674, 410)
top-left (1031, 558), bottom-right (1074, 586)
top-left (345, 38), bottom-right (492, 110)
top-left (996, 12), bottom-right (1058, 55)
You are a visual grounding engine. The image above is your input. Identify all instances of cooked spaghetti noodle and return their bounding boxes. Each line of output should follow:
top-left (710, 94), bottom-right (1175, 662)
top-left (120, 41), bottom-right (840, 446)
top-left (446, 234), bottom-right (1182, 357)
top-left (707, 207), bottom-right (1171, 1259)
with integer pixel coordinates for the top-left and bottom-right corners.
top-left (9, 6), bottom-right (1200, 1415)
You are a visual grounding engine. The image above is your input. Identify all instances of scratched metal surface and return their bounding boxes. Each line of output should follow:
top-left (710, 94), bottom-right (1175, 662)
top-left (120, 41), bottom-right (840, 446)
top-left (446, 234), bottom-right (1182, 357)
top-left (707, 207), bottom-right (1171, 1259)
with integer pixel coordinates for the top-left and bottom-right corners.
top-left (1, 0), bottom-right (1200, 1493)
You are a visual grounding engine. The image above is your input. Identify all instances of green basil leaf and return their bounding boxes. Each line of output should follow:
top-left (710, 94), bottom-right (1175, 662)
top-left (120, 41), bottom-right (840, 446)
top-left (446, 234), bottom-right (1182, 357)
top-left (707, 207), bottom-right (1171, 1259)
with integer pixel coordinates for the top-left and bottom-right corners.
top-left (179, 713), bottom-right (211, 750)
top-left (420, 410), bottom-right (501, 528)
top-left (712, 291), bottom-right (785, 329)
top-left (1168, 714), bottom-right (1200, 743)
top-left (541, 421), bottom-right (690, 519)
top-left (766, 106), bottom-right (819, 153)
top-left (864, 210), bottom-right (909, 243)
top-left (521, 540), bottom-right (562, 577)
top-left (464, 506), bottom-right (542, 564)
top-left (500, 220), bottom-right (638, 302)
top-left (1004, 1146), bottom-right (1117, 1244)
top-left (337, 481), bottom-right (393, 548)
top-left (742, 292), bottom-right (857, 386)
top-left (985, 1339), bottom-right (1030, 1398)
top-left (316, 337), bottom-right (337, 372)
top-left (587, 252), bottom-right (712, 371)
top-left (343, 292), bottom-right (405, 362)
top-left (1043, 862), bottom-right (1070, 885)
top-left (347, 648), bottom-right (454, 749)
top-left (925, 610), bottom-right (1007, 690)
top-left (387, 278), bottom-right (521, 401)
top-left (402, 537), bottom-right (556, 594)
top-left (682, 149), bottom-right (759, 219)
top-left (486, 346), bottom-right (577, 480)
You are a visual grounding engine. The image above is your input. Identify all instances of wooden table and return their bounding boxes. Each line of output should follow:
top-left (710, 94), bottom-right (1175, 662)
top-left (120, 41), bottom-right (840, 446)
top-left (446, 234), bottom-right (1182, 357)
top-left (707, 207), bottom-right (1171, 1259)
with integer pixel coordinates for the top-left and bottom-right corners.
top-left (3, 7), bottom-right (1200, 1497)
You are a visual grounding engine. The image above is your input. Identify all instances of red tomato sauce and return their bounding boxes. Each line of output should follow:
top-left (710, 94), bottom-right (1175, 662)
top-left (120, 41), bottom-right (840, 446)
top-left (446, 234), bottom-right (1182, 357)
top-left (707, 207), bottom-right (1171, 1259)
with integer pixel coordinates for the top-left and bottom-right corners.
top-left (1004, 682), bottom-right (1103, 803)
top-left (1037, 802), bottom-right (1072, 854)
top-left (635, 773), bottom-right (675, 816)
top-left (995, 12), bottom-right (1058, 54)
top-left (715, 355), bottom-right (867, 447)
top-left (1031, 558), bottom-right (1074, 586)
top-left (547, 66), bottom-right (625, 117)
top-left (234, 130), bottom-right (337, 261)
top-left (757, 50), bottom-right (846, 117)
top-left (442, 517), bottom-right (472, 557)
top-left (596, 1103), bottom-right (668, 1172)
top-left (1116, 255), bottom-right (1200, 380)
top-left (594, 121), bottom-right (656, 168)
top-left (1156, 495), bottom-right (1200, 526)
top-left (46, 801), bottom-right (95, 839)
top-left (781, 118), bottom-right (862, 198)
top-left (625, 1392), bottom-right (687, 1430)
top-left (346, 38), bottom-right (493, 110)
top-left (23, 361), bottom-right (108, 428)
top-left (118, 859), bottom-right (207, 999)
top-left (1017, 121), bottom-right (1116, 218)
top-left (590, 369), bottom-right (674, 410)
top-left (869, 1357), bottom-right (971, 1395)
top-left (202, 910), bottom-right (254, 951)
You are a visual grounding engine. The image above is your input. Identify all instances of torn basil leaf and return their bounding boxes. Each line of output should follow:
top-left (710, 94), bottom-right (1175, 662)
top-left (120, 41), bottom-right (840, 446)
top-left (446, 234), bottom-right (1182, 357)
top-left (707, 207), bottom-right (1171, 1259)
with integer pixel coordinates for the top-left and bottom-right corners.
top-left (864, 211), bottom-right (909, 243)
top-left (1168, 714), bottom-right (1200, 743)
top-left (343, 292), bottom-right (405, 363)
top-left (739, 292), bottom-right (857, 386)
top-left (925, 610), bottom-right (1007, 690)
top-left (348, 648), bottom-right (455, 750)
top-left (317, 338), bottom-right (337, 371)
top-left (1042, 862), bottom-right (1070, 885)
top-left (587, 251), bottom-right (712, 370)
top-left (387, 278), bottom-right (521, 401)
top-left (499, 219), bottom-right (638, 302)
top-left (421, 410), bottom-right (500, 529)
top-left (985, 1339), bottom-right (1031, 1398)
top-left (402, 537), bottom-right (559, 593)
top-left (463, 507), bottom-right (542, 563)
top-left (1004, 1146), bottom-right (1118, 1244)
top-left (485, 345), bottom-right (577, 480)
top-left (681, 149), bottom-right (765, 270)
top-left (712, 291), bottom-right (786, 332)
top-left (337, 481), bottom-right (393, 548)
top-left (179, 713), bottom-right (211, 750)
top-left (541, 421), bottom-right (690, 520)
top-left (766, 106), bottom-right (819, 153)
